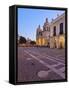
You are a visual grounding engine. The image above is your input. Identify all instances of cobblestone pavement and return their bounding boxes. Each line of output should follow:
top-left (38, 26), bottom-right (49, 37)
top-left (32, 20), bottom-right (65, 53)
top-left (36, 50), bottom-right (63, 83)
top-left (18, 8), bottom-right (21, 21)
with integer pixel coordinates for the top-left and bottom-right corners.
top-left (17, 47), bottom-right (65, 82)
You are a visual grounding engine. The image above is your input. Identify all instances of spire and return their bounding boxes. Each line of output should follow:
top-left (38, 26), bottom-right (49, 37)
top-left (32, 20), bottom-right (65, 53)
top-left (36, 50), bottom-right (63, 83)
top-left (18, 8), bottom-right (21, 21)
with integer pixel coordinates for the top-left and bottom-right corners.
top-left (38, 25), bottom-right (40, 29)
top-left (46, 18), bottom-right (48, 23)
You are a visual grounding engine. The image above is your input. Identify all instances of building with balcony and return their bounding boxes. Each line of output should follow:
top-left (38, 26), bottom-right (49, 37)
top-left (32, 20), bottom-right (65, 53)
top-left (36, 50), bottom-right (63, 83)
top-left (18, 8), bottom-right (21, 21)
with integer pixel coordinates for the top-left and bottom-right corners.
top-left (36, 13), bottom-right (65, 48)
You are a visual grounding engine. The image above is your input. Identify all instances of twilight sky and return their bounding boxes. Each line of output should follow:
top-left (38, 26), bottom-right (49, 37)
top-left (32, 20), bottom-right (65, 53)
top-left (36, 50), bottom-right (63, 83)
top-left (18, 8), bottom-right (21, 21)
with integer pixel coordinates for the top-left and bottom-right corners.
top-left (18, 8), bottom-right (65, 41)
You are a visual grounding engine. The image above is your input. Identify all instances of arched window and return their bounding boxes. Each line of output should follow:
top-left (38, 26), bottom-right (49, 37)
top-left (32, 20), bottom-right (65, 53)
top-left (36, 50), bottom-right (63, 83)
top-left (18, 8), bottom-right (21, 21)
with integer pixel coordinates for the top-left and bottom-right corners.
top-left (39, 32), bottom-right (42, 36)
top-left (60, 23), bottom-right (63, 34)
top-left (53, 26), bottom-right (56, 36)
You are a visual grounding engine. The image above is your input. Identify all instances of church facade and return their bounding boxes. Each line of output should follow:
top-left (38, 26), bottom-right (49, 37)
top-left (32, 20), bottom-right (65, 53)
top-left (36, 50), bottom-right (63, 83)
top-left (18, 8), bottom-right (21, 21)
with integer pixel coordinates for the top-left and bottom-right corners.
top-left (36, 13), bottom-right (65, 48)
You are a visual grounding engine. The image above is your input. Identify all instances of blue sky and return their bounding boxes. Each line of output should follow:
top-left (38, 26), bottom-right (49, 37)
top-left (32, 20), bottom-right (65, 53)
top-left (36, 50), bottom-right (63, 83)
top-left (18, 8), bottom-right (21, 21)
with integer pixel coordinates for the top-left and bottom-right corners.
top-left (18, 8), bottom-right (65, 41)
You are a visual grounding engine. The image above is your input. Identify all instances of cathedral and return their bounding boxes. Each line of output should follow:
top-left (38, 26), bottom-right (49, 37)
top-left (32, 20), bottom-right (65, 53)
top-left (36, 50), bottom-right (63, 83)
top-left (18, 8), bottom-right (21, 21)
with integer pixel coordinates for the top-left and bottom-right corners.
top-left (36, 13), bottom-right (65, 48)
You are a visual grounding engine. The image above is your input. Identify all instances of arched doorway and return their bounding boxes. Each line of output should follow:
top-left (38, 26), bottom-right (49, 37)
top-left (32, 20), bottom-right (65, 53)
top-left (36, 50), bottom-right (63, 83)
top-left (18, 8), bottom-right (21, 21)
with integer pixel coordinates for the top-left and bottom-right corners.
top-left (59, 36), bottom-right (65, 48)
top-left (60, 42), bottom-right (63, 48)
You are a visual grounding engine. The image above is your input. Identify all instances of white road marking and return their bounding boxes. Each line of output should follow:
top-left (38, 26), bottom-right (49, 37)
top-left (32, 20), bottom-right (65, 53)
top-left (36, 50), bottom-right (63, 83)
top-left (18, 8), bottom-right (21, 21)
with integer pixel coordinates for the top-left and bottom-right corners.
top-left (51, 63), bottom-right (61, 67)
top-left (27, 58), bottom-right (32, 60)
top-left (27, 50), bottom-right (65, 65)
top-left (24, 50), bottom-right (65, 79)
top-left (59, 67), bottom-right (65, 72)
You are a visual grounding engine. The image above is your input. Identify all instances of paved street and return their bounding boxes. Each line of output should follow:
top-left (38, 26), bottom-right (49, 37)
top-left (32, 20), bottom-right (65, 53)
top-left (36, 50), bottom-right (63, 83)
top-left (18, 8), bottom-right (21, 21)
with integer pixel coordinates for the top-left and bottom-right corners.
top-left (17, 47), bottom-right (65, 82)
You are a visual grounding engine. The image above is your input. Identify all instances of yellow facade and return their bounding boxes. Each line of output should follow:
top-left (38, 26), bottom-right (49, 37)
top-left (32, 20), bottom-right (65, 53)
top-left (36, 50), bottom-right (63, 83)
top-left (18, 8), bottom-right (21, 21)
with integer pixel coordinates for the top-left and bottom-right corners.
top-left (50, 35), bottom-right (65, 48)
top-left (36, 37), bottom-right (48, 46)
top-left (59, 35), bottom-right (65, 48)
top-left (36, 37), bottom-right (43, 46)
top-left (36, 35), bottom-right (65, 48)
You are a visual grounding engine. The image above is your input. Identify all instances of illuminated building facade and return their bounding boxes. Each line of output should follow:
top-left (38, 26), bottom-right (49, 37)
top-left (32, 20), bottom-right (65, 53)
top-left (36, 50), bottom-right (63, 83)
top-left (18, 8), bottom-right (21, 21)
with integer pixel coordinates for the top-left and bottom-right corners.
top-left (36, 18), bottom-right (50, 46)
top-left (36, 13), bottom-right (65, 48)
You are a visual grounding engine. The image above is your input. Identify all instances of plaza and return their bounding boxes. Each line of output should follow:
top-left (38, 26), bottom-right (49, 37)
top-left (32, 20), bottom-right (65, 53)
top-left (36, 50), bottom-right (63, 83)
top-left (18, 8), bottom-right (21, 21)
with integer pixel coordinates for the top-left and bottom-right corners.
top-left (17, 9), bottom-right (66, 82)
top-left (17, 47), bottom-right (65, 82)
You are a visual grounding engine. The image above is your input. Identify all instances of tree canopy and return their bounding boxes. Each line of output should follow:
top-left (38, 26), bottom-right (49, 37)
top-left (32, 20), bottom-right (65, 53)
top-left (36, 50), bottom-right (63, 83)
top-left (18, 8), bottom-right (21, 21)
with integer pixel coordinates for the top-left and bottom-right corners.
top-left (19, 36), bottom-right (26, 44)
top-left (30, 41), bottom-right (36, 45)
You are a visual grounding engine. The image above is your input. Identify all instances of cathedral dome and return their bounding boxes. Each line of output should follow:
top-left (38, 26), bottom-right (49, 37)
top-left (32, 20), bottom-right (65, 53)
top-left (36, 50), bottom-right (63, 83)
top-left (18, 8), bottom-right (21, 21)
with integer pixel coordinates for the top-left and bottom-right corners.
top-left (37, 25), bottom-right (42, 32)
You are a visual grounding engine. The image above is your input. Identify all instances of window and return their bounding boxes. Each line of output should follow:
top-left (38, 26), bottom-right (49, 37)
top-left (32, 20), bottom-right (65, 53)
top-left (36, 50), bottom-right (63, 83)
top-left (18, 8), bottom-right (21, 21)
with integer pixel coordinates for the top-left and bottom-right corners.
top-left (39, 32), bottom-right (42, 36)
top-left (60, 23), bottom-right (63, 34)
top-left (53, 26), bottom-right (56, 36)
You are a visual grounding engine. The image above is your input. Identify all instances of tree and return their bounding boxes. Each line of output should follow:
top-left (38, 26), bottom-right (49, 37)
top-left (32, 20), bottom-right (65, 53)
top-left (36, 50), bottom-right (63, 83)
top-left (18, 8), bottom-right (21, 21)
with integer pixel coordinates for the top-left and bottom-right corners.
top-left (19, 36), bottom-right (26, 44)
top-left (30, 41), bottom-right (36, 45)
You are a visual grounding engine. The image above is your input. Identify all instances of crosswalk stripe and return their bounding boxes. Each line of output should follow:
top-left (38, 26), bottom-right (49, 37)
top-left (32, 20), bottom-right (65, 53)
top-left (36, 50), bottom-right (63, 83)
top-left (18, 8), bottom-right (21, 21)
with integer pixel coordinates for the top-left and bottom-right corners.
top-left (24, 50), bottom-right (65, 79)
